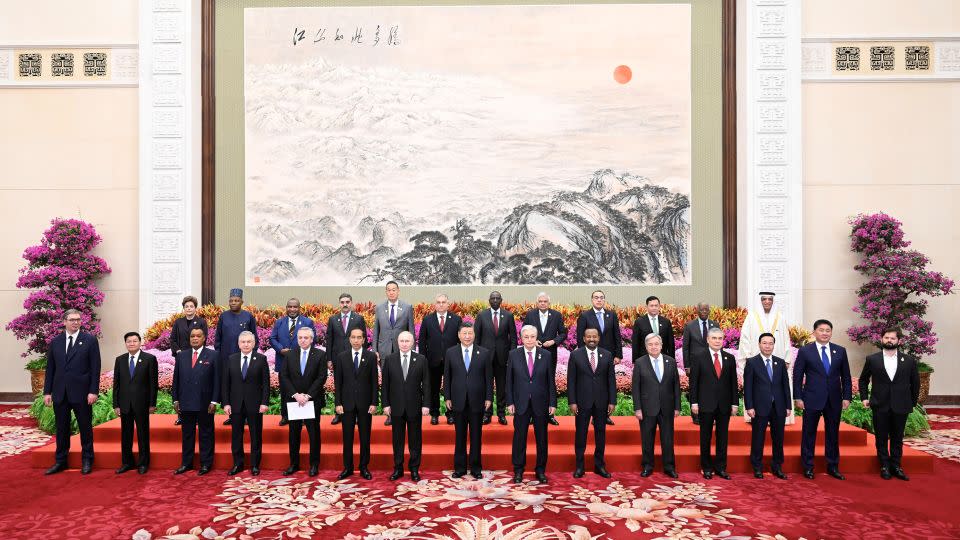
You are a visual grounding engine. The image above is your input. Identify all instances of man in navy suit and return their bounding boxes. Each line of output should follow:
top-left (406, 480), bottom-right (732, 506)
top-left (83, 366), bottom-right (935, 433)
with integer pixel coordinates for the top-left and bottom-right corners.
top-left (506, 326), bottom-right (557, 484)
top-left (743, 333), bottom-right (792, 479)
top-left (172, 327), bottom-right (220, 475)
top-left (215, 288), bottom-right (257, 426)
top-left (325, 293), bottom-right (367, 425)
top-left (419, 293), bottom-right (463, 425)
top-left (43, 309), bottom-right (102, 475)
top-left (269, 298), bottom-right (315, 426)
top-left (473, 291), bottom-right (517, 425)
top-left (567, 328), bottom-right (616, 478)
top-left (576, 290), bottom-right (623, 364)
top-left (443, 323), bottom-right (492, 479)
top-left (794, 319), bottom-right (852, 480)
top-left (523, 292), bottom-right (566, 426)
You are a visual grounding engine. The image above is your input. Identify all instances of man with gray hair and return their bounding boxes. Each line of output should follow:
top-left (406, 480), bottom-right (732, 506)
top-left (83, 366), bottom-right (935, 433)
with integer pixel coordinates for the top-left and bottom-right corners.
top-left (689, 327), bottom-right (738, 480)
top-left (381, 330), bottom-right (430, 481)
top-left (418, 293), bottom-right (462, 425)
top-left (222, 331), bottom-right (270, 476)
top-left (281, 326), bottom-right (326, 477)
top-left (632, 332), bottom-right (681, 478)
top-left (373, 281), bottom-right (416, 427)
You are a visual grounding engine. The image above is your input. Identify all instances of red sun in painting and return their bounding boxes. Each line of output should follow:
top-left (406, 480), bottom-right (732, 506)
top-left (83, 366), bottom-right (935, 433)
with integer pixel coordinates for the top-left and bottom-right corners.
top-left (614, 65), bottom-right (632, 84)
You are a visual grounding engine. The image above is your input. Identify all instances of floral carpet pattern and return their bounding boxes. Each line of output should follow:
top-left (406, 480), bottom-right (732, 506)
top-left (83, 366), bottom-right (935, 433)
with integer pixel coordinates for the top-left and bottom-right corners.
top-left (906, 408), bottom-right (960, 464)
top-left (0, 425), bottom-right (52, 459)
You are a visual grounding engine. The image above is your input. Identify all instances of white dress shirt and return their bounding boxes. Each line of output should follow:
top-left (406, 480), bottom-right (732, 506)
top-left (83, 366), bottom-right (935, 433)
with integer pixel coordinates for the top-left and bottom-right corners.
top-left (883, 350), bottom-right (898, 381)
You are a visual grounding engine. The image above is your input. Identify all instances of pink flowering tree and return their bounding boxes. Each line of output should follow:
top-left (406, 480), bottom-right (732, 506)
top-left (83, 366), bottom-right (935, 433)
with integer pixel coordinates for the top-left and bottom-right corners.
top-left (6, 219), bottom-right (111, 363)
top-left (847, 213), bottom-right (954, 370)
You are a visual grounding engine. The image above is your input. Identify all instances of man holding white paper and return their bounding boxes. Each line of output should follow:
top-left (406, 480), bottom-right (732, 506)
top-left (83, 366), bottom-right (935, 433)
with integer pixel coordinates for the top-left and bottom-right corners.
top-left (280, 327), bottom-right (327, 477)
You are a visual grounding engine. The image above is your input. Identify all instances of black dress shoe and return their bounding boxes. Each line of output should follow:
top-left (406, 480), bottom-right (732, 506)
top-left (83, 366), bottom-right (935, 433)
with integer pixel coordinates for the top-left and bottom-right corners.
top-left (702, 470), bottom-right (713, 480)
top-left (223, 417), bottom-right (232, 426)
top-left (174, 417), bottom-right (182, 426)
top-left (116, 464), bottom-right (135, 474)
top-left (594, 467), bottom-right (611, 478)
top-left (251, 468), bottom-right (260, 476)
top-left (384, 416), bottom-right (392, 426)
top-left (198, 466), bottom-right (211, 475)
top-left (573, 468), bottom-right (585, 478)
top-left (536, 472), bottom-right (548, 484)
top-left (640, 468), bottom-right (653, 478)
top-left (228, 465), bottom-right (244, 476)
top-left (410, 470), bottom-right (421, 481)
top-left (173, 465), bottom-right (193, 475)
top-left (331, 415), bottom-right (342, 425)
top-left (430, 416), bottom-right (439, 425)
top-left (605, 417), bottom-right (615, 425)
top-left (498, 415), bottom-right (508, 425)
top-left (803, 468), bottom-right (815, 479)
top-left (471, 470), bottom-right (482, 480)
top-left (827, 467), bottom-right (845, 480)
top-left (81, 462), bottom-right (93, 475)
top-left (337, 469), bottom-right (353, 480)
top-left (138, 465), bottom-right (149, 475)
top-left (283, 465), bottom-right (300, 475)
top-left (772, 468), bottom-right (788, 480)
top-left (548, 415), bottom-right (560, 426)
top-left (513, 472), bottom-right (523, 483)
top-left (482, 415), bottom-right (491, 425)
top-left (715, 470), bottom-right (730, 480)
top-left (45, 462), bottom-right (67, 475)
top-left (892, 467), bottom-right (909, 481)
top-left (360, 469), bottom-right (372, 480)
top-left (664, 469), bottom-right (679, 479)
top-left (309, 466), bottom-right (319, 477)
top-left (278, 418), bottom-right (288, 426)
top-left (753, 470), bottom-right (764, 479)
top-left (452, 471), bottom-right (466, 479)
top-left (880, 467), bottom-right (892, 480)
top-left (390, 469), bottom-right (403, 481)
top-left (446, 415), bottom-right (454, 425)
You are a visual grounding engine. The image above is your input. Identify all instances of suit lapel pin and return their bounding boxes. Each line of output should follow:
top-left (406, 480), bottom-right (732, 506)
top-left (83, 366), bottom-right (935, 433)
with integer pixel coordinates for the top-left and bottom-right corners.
top-left (78, 341), bottom-right (83, 346)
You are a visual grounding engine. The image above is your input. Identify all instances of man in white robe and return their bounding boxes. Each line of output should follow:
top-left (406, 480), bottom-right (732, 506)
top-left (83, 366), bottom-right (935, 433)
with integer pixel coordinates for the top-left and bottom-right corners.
top-left (738, 292), bottom-right (796, 425)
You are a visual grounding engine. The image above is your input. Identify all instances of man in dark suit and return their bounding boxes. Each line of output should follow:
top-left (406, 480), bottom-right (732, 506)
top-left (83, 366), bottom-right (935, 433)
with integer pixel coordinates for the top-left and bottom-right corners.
top-left (172, 327), bottom-right (220, 475)
top-left (506, 326), bottom-right (556, 484)
top-left (325, 292), bottom-right (367, 425)
top-left (859, 328), bottom-right (920, 481)
top-left (269, 297), bottom-right (315, 426)
top-left (523, 292), bottom-right (567, 370)
top-left (334, 327), bottom-right (379, 480)
top-left (214, 288), bottom-right (258, 426)
top-left (632, 333), bottom-right (681, 478)
top-left (418, 293), bottom-right (463, 425)
top-left (743, 332), bottom-right (791, 479)
top-left (381, 331), bottom-right (430, 481)
top-left (222, 331), bottom-right (270, 476)
top-left (170, 295), bottom-right (207, 426)
top-left (681, 302), bottom-right (719, 373)
top-left (794, 319), bottom-right (852, 480)
top-left (43, 309), bottom-right (101, 475)
top-left (112, 332), bottom-right (158, 474)
top-left (372, 281), bottom-right (416, 427)
top-left (444, 323), bottom-right (493, 479)
top-left (281, 327), bottom-right (326, 477)
top-left (632, 295), bottom-right (675, 359)
top-left (689, 327), bottom-right (739, 480)
top-left (576, 290), bottom-right (623, 364)
top-left (473, 291), bottom-right (518, 425)
top-left (567, 328), bottom-right (616, 478)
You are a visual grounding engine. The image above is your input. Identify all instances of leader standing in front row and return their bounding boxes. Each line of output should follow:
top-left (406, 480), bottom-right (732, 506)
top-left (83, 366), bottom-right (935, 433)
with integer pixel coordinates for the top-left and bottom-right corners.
top-left (43, 309), bottom-right (102, 475)
top-left (506, 325), bottom-right (556, 484)
top-left (632, 333), bottom-right (680, 478)
top-left (689, 327), bottom-right (738, 480)
top-left (173, 327), bottom-right (220, 475)
top-left (381, 331), bottom-right (430, 481)
top-left (222, 331), bottom-right (270, 476)
top-left (858, 328), bottom-right (920, 481)
top-left (281, 327), bottom-right (326, 477)
top-left (567, 328), bottom-right (615, 479)
top-left (112, 332), bottom-right (158, 474)
top-left (444, 323), bottom-right (493, 479)
top-left (743, 332), bottom-right (791, 479)
top-left (334, 327), bottom-right (379, 480)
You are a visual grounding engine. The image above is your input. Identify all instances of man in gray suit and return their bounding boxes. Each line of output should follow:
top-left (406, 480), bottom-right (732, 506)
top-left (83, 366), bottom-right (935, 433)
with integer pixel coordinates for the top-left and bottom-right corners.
top-left (372, 281), bottom-right (416, 426)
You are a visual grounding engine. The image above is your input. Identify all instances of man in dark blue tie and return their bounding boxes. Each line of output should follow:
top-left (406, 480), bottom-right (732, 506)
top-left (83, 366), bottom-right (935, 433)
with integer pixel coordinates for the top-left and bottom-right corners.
top-left (269, 298), bottom-right (315, 426)
top-left (334, 327), bottom-right (379, 480)
top-left (743, 333), bottom-right (791, 479)
top-left (793, 319), bottom-right (852, 480)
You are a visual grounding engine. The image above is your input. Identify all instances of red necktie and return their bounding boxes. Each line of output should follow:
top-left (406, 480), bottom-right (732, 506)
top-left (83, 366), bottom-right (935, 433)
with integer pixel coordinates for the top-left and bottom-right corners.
top-left (440, 315), bottom-right (445, 332)
top-left (713, 352), bottom-right (722, 378)
top-left (493, 311), bottom-right (499, 333)
top-left (191, 350), bottom-right (198, 368)
top-left (590, 350), bottom-right (597, 372)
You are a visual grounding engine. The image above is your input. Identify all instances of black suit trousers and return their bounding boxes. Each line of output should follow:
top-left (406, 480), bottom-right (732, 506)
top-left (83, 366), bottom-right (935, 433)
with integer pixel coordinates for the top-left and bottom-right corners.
top-left (512, 400), bottom-right (549, 473)
top-left (180, 410), bottom-right (215, 468)
top-left (750, 410), bottom-right (785, 470)
top-left (801, 402), bottom-right (841, 469)
top-left (391, 412), bottom-right (423, 470)
top-left (288, 418), bottom-right (320, 467)
top-left (490, 355), bottom-right (507, 416)
top-left (639, 412), bottom-right (675, 471)
top-left (698, 409), bottom-right (731, 472)
top-left (54, 400), bottom-right (94, 464)
top-left (120, 410), bottom-right (150, 466)
top-left (428, 364), bottom-right (443, 417)
top-left (872, 407), bottom-right (908, 469)
top-left (230, 409), bottom-right (263, 468)
top-left (574, 404), bottom-right (608, 469)
top-left (341, 409), bottom-right (372, 470)
top-left (453, 397), bottom-right (483, 474)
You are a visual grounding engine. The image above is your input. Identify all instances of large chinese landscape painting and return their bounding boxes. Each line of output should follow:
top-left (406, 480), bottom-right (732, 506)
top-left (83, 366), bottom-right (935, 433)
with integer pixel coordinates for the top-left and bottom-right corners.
top-left (244, 5), bottom-right (692, 286)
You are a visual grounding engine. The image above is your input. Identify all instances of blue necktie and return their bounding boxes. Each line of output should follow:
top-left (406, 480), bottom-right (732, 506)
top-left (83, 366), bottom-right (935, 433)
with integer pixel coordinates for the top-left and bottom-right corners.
top-left (820, 346), bottom-right (830, 373)
top-left (464, 348), bottom-right (471, 371)
top-left (653, 358), bottom-right (662, 382)
top-left (766, 358), bottom-right (773, 381)
top-left (241, 355), bottom-right (249, 380)
top-left (300, 349), bottom-right (307, 375)
top-left (129, 355), bottom-right (136, 378)
top-left (597, 311), bottom-right (605, 333)
top-left (354, 351), bottom-right (360, 373)
top-left (389, 304), bottom-right (396, 327)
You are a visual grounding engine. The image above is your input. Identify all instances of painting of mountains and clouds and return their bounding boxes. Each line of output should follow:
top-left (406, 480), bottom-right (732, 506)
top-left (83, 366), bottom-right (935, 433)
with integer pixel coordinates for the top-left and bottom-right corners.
top-left (244, 4), bottom-right (692, 286)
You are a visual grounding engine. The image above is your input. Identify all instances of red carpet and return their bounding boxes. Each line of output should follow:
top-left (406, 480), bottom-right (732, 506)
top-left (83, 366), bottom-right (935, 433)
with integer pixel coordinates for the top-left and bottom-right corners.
top-left (30, 414), bottom-right (934, 474)
top-left (5, 407), bottom-right (958, 539)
